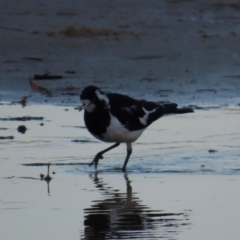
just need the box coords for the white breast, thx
[102,114,145,143]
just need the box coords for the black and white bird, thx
[80,86,193,171]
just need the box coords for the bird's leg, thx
[90,143,120,168]
[122,143,132,171]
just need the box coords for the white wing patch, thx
[139,107,156,125]
[122,105,137,113]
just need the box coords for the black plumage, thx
[80,86,193,171]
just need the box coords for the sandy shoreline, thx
[1,0,240,106]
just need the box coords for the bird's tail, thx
[162,103,194,114]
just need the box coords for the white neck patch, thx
[81,99,96,112]
[95,90,109,105]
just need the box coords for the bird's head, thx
[79,86,109,112]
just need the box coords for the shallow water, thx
[1,103,240,174]
[1,103,240,239]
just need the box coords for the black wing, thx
[108,93,166,131]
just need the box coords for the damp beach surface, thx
[1,104,240,240]
[1,0,240,239]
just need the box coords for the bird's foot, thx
[89,153,103,168]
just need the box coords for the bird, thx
[79,86,193,171]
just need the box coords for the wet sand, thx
[0,104,240,239]
[1,0,240,239]
[1,0,240,105]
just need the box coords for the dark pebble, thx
[208,149,217,153]
[17,125,27,134]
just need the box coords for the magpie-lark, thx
[80,86,193,171]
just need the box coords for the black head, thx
[80,86,108,112]
[80,86,100,101]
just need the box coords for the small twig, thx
[40,163,52,181]
[34,73,63,80]
[0,25,25,32]
[22,57,43,61]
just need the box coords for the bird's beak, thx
[79,103,89,111]
[79,104,85,111]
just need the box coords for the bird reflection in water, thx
[82,174,190,239]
